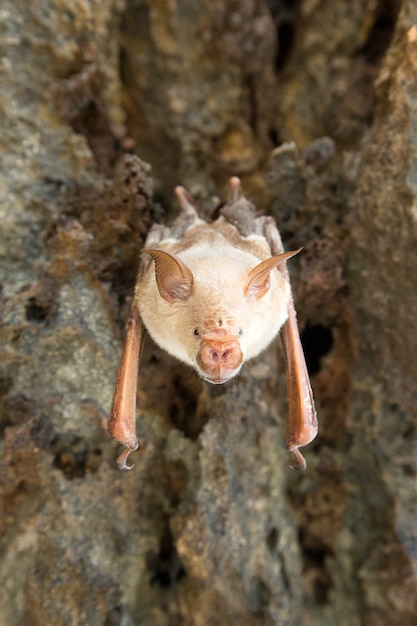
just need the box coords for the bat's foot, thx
[228,176,243,203]
[175,186,202,219]
[220,180,257,237]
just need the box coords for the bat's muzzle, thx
[196,338,243,383]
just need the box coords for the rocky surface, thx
[0,1,416,625]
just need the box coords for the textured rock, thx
[0,1,416,625]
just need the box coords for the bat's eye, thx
[193,328,200,337]
[239,329,243,336]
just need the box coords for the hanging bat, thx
[108,177,317,470]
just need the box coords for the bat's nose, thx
[197,339,243,382]
[200,340,242,366]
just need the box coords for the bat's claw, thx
[116,444,139,471]
[289,447,307,471]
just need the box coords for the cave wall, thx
[0,1,416,625]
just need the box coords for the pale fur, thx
[136,226,291,381]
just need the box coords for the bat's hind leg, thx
[143,223,166,247]
[262,216,285,256]
[220,177,260,237]
[175,186,204,219]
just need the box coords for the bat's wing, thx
[263,217,318,470]
[281,299,318,469]
[107,225,166,469]
[108,303,144,469]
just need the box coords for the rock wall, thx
[0,1,416,625]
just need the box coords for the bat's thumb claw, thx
[289,447,307,471]
[116,445,138,471]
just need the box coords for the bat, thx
[108,177,317,470]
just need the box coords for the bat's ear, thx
[142,248,194,302]
[244,249,302,299]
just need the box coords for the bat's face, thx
[139,247,296,384]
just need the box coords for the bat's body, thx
[139,223,292,383]
[108,178,317,470]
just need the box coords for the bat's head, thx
[142,247,300,384]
